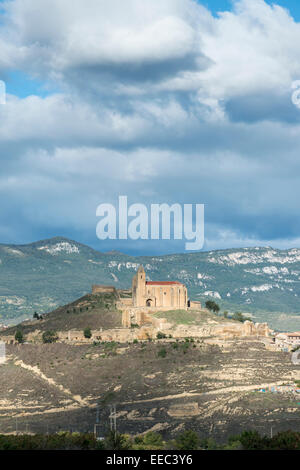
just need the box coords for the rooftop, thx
[146,281,183,286]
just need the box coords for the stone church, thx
[132,265,188,310]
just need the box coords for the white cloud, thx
[0,0,300,251]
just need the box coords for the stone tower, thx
[132,265,146,307]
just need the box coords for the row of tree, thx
[1,429,300,450]
[14,327,93,344]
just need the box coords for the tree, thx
[143,432,164,448]
[104,431,131,450]
[200,437,218,450]
[15,330,24,344]
[83,327,92,339]
[238,430,265,450]
[174,430,199,450]
[205,300,220,314]
[232,312,251,323]
[42,330,58,344]
[33,312,39,320]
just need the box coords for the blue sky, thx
[1,0,300,255]
[202,0,300,20]
[5,1,300,99]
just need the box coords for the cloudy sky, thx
[1,0,300,255]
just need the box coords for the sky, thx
[1,0,300,255]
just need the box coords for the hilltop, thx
[0,236,300,330]
[1,291,122,337]
[0,291,299,442]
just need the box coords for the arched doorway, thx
[146,299,152,307]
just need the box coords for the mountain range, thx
[0,236,300,331]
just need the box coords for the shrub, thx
[200,437,218,450]
[133,339,138,344]
[238,430,265,450]
[15,330,24,344]
[232,312,252,323]
[42,330,58,344]
[104,431,132,450]
[174,430,200,450]
[83,327,92,339]
[156,332,167,339]
[158,347,167,358]
[143,432,164,448]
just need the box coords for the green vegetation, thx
[42,330,58,344]
[2,429,300,450]
[231,311,252,323]
[15,330,24,344]
[174,430,200,450]
[153,309,216,326]
[156,331,167,339]
[83,327,92,339]
[205,300,220,314]
[133,432,164,450]
[1,237,300,332]
[103,341,118,356]
[157,347,167,358]
[181,342,190,353]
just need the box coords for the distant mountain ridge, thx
[0,236,300,330]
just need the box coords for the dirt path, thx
[122,380,294,405]
[14,359,90,407]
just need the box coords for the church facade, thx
[132,265,188,310]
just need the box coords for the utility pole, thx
[94,404,101,439]
[109,404,117,436]
[271,426,273,439]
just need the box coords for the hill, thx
[1,336,300,442]
[0,293,299,443]
[0,236,300,330]
[2,291,122,337]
